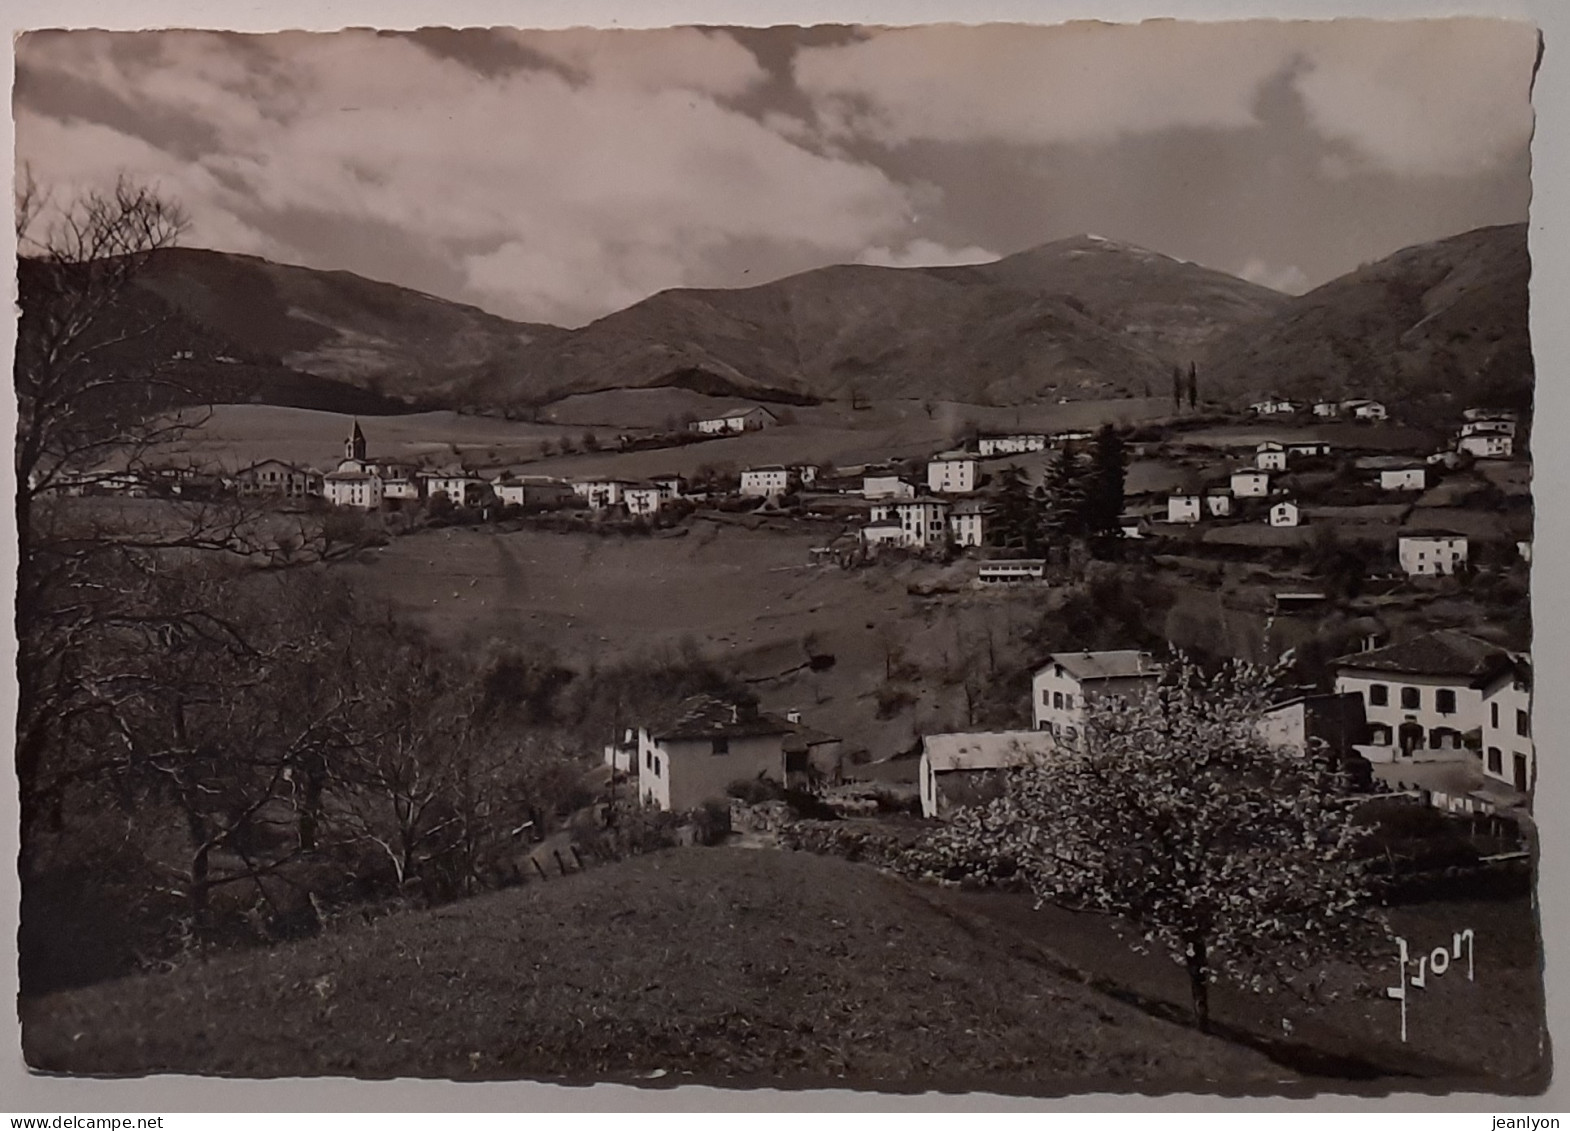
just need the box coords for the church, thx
[323,421,397,508]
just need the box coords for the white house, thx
[1479,658,1533,798]
[1256,442,1288,472]
[1312,401,1341,417]
[977,433,1048,456]
[1398,530,1469,577]
[1342,399,1388,421]
[948,498,988,547]
[1269,500,1301,527]
[425,473,492,507]
[1331,630,1506,764]
[636,696,795,811]
[1458,433,1514,459]
[860,521,907,547]
[1205,488,1234,517]
[927,451,978,494]
[978,559,1046,583]
[919,731,1057,819]
[235,460,322,500]
[383,475,423,501]
[1250,395,1296,416]
[1031,651,1164,745]
[1230,469,1271,498]
[1167,494,1202,524]
[323,470,383,509]
[623,485,663,516]
[1460,418,1517,439]
[1379,465,1428,492]
[650,475,686,500]
[573,479,634,509]
[863,475,915,500]
[690,406,779,434]
[868,497,952,549]
[1288,441,1334,457]
[740,466,792,498]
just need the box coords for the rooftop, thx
[650,695,796,742]
[922,730,1057,774]
[1398,528,1468,540]
[1042,650,1164,682]
[1332,629,1512,679]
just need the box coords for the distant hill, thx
[130,248,567,404]
[458,235,1288,408]
[1202,223,1532,412]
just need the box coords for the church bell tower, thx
[346,420,367,462]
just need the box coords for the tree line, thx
[987,423,1129,557]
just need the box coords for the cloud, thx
[794,19,1536,177]
[1238,257,1311,295]
[16,29,914,325]
[856,238,998,269]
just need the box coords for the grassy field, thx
[949,887,1548,1091]
[1181,422,1439,453]
[338,521,1044,761]
[20,848,1291,1093]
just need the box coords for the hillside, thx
[130,248,568,402]
[1203,223,1532,411]
[22,848,1288,1091]
[460,236,1287,408]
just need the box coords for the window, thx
[1488,747,1503,774]
[1370,725,1391,746]
[1369,684,1389,706]
[644,749,652,770]
[1064,694,1075,711]
[1053,692,1063,710]
[1436,689,1456,715]
[1400,687,1421,710]
[1041,689,1051,707]
[1491,702,1500,728]
[1517,709,1530,738]
[653,757,662,778]
[712,737,730,755]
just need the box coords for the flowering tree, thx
[937,658,1380,1031]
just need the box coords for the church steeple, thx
[346,419,367,462]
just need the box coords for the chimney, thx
[786,708,803,724]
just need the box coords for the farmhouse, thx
[869,497,952,549]
[1288,441,1334,457]
[863,475,915,500]
[1167,494,1201,524]
[1256,442,1288,472]
[740,466,792,498]
[382,475,423,501]
[927,451,978,494]
[636,696,797,812]
[1458,432,1514,459]
[1031,650,1164,744]
[1250,395,1296,416]
[1269,500,1301,527]
[1312,401,1340,417]
[860,521,907,547]
[623,485,663,516]
[1379,464,1428,492]
[1460,418,1517,438]
[1230,469,1270,498]
[649,475,687,500]
[1398,529,1469,577]
[690,406,779,435]
[948,497,988,547]
[1331,629,1511,764]
[1205,487,1234,517]
[573,478,635,509]
[1479,657,1533,798]
[1342,399,1388,421]
[919,731,1057,819]
[493,475,574,508]
[425,473,493,507]
[323,470,383,509]
[1256,692,1370,758]
[235,460,322,500]
[977,433,1048,456]
[978,559,1046,583]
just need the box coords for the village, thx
[50,389,1534,828]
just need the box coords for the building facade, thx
[1031,651,1164,744]
[1398,531,1469,576]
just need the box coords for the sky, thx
[13,19,1538,328]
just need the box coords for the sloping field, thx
[22,849,1289,1092]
